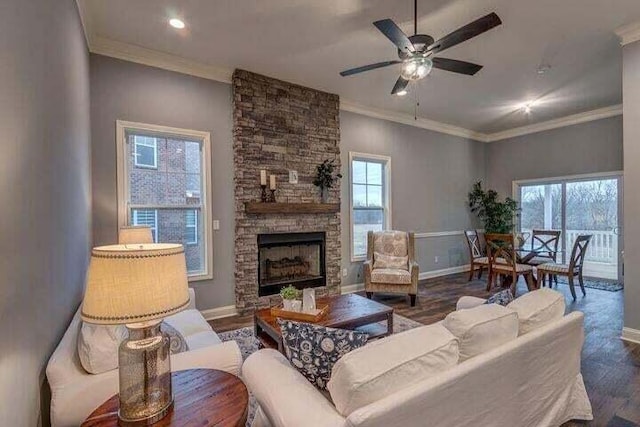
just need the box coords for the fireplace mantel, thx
[244,202,340,215]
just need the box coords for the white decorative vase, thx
[290,300,303,312]
[282,299,295,311]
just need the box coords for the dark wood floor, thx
[209,273,640,426]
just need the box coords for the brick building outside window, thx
[117,121,212,279]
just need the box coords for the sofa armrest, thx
[187,287,196,310]
[172,340,243,376]
[243,349,345,427]
[456,296,487,311]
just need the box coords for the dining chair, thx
[485,233,536,295]
[527,229,561,286]
[536,235,593,299]
[464,229,489,281]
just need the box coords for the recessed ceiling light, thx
[169,18,185,29]
[396,90,408,96]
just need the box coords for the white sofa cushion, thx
[77,324,127,374]
[443,303,518,361]
[507,288,565,335]
[327,323,458,417]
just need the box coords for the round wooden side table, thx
[82,369,248,427]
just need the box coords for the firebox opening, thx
[258,232,326,297]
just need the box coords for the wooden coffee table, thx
[81,369,248,427]
[254,293,394,353]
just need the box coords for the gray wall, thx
[340,111,486,285]
[485,116,623,196]
[90,54,236,310]
[623,42,640,332]
[0,0,91,425]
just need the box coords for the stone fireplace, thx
[232,70,341,313]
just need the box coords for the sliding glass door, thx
[515,173,623,281]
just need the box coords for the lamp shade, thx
[118,226,154,245]
[81,244,190,325]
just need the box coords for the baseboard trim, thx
[341,283,365,294]
[201,305,239,321]
[419,264,471,280]
[621,327,640,344]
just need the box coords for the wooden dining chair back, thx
[530,230,561,263]
[485,233,535,294]
[568,234,592,274]
[464,230,488,281]
[536,234,593,299]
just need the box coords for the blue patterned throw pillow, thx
[485,289,515,306]
[278,319,369,390]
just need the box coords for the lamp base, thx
[118,321,173,426]
[117,400,173,426]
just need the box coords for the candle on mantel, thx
[260,169,267,186]
[269,175,276,190]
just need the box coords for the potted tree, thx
[313,159,342,203]
[468,181,522,240]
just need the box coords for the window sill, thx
[351,255,366,263]
[187,272,213,282]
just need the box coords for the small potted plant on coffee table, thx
[280,285,302,312]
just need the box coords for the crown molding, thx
[90,36,233,84]
[83,33,622,144]
[485,104,623,142]
[340,99,487,141]
[616,21,640,46]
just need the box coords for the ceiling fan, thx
[339,0,502,95]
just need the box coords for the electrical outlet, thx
[213,220,220,230]
[342,268,348,277]
[434,256,439,264]
[289,170,298,184]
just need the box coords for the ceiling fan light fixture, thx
[401,57,432,81]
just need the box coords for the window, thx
[117,121,213,280]
[185,210,198,245]
[134,135,157,168]
[132,209,158,242]
[350,153,391,260]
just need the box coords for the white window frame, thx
[349,152,392,262]
[186,209,198,245]
[116,120,213,281]
[132,209,158,242]
[133,136,158,169]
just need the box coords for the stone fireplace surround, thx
[233,70,341,313]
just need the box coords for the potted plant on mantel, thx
[280,285,302,312]
[468,181,523,244]
[313,159,342,203]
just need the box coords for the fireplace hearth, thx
[258,232,326,297]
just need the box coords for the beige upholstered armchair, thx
[363,230,419,306]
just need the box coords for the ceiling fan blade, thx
[340,60,402,77]
[373,19,415,53]
[432,57,483,75]
[426,12,502,55]
[391,76,409,95]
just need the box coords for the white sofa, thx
[46,289,243,427]
[243,291,593,427]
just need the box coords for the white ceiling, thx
[81,0,640,134]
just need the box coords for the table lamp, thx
[118,226,154,245]
[81,243,190,425]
